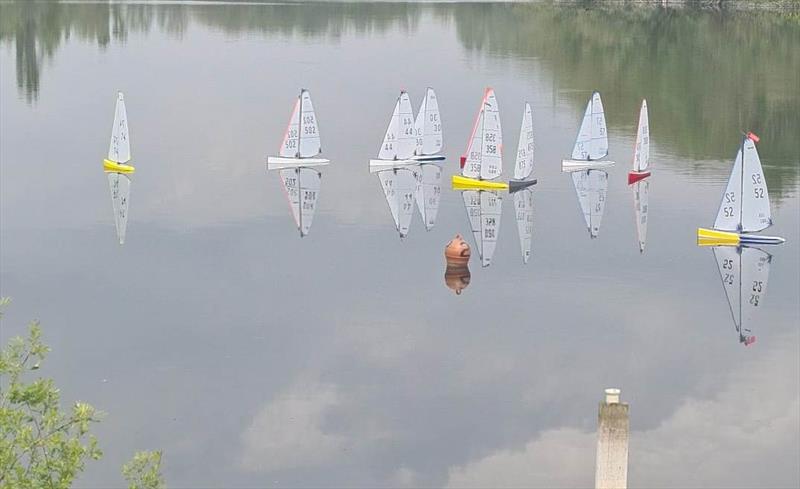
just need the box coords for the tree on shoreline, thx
[0,298,164,489]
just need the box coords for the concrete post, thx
[595,388,629,489]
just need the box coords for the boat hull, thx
[451,175,508,190]
[411,154,445,162]
[508,179,538,193]
[103,159,135,174]
[561,159,615,172]
[267,156,330,170]
[627,171,651,185]
[697,227,785,246]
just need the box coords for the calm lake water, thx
[1,2,799,487]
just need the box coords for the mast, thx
[479,102,487,180]
[738,135,745,232]
[296,90,303,158]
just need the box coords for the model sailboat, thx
[628,99,650,184]
[512,102,537,186]
[369,91,417,171]
[711,245,772,346]
[562,91,614,172]
[412,87,444,161]
[104,92,133,245]
[697,134,785,246]
[267,89,329,170]
[452,88,507,190]
[572,169,608,238]
[268,89,328,237]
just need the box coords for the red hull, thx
[628,171,651,185]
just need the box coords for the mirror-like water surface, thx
[1,2,799,487]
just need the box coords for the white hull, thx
[369,159,418,173]
[561,159,615,172]
[411,154,445,162]
[267,156,330,170]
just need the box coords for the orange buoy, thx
[444,234,471,295]
[444,234,471,265]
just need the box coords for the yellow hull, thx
[451,175,508,190]
[697,228,740,247]
[103,159,136,174]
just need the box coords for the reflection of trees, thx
[0,2,419,103]
[2,2,797,194]
[440,4,800,196]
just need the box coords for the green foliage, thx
[122,451,165,489]
[0,300,102,489]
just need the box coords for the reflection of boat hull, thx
[369,159,417,173]
[561,159,615,172]
[627,171,650,185]
[697,227,785,246]
[411,154,445,162]
[103,159,135,174]
[267,156,330,170]
[452,175,508,190]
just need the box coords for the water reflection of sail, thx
[107,172,131,245]
[632,179,649,253]
[413,163,442,231]
[378,167,417,238]
[462,190,502,267]
[571,169,608,238]
[514,188,534,263]
[279,167,321,237]
[712,246,772,346]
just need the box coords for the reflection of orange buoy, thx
[445,234,471,264]
[445,234,471,295]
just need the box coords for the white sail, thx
[107,172,131,245]
[414,88,443,156]
[480,91,502,180]
[713,246,771,345]
[279,167,321,236]
[379,168,416,238]
[514,188,534,263]
[462,190,502,267]
[633,99,650,171]
[413,163,442,231]
[572,169,608,238]
[108,92,131,164]
[633,179,649,253]
[378,92,415,160]
[298,90,322,158]
[279,97,301,158]
[571,91,607,161]
[514,102,534,180]
[713,145,744,231]
[740,138,771,232]
[462,108,484,178]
